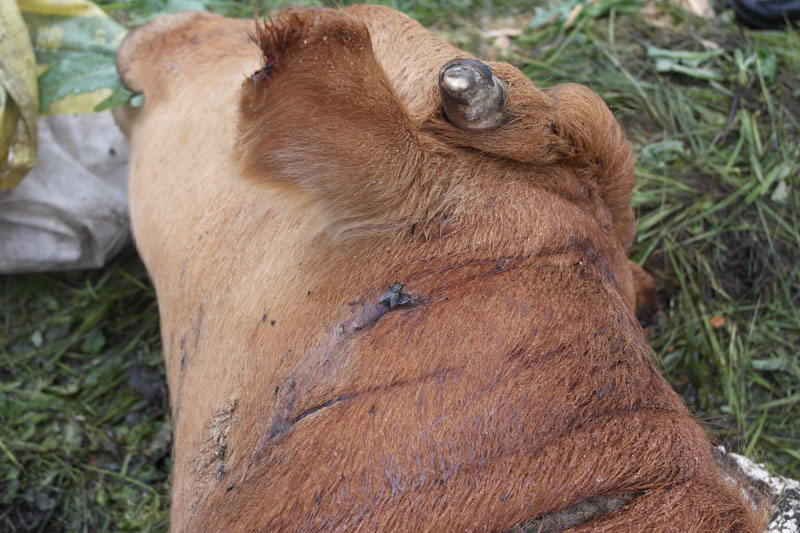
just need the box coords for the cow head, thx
[117,5,764,531]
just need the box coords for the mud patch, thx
[505,491,642,532]
[189,398,239,511]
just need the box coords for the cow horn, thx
[438,58,506,131]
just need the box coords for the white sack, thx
[718,448,800,533]
[0,112,129,273]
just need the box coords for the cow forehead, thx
[347,4,473,121]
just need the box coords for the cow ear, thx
[546,83,637,250]
[236,9,430,238]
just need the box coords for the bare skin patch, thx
[189,398,239,512]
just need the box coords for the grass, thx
[1,0,798,530]
[507,0,800,475]
[0,250,167,531]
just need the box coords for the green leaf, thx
[528,0,580,29]
[94,88,135,112]
[646,45,723,66]
[756,48,777,86]
[82,330,106,355]
[96,486,108,507]
[639,140,685,168]
[653,58,723,82]
[23,13,127,65]
[527,0,641,30]
[125,0,209,25]
[647,45,724,81]
[38,53,123,114]
[163,0,208,11]
[771,180,789,204]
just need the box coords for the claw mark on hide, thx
[254,368,460,466]
[267,419,293,440]
[293,395,353,424]
[193,302,205,352]
[336,283,423,340]
[258,393,350,455]
[180,336,187,371]
[178,302,205,376]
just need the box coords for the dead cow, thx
[116,5,766,531]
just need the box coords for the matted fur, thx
[116,5,766,531]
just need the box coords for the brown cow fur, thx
[116,5,766,532]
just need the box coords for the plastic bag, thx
[0,0,39,191]
[0,0,132,272]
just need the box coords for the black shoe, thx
[729,0,800,28]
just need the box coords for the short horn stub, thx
[438,58,507,131]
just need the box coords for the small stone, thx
[31,330,43,347]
